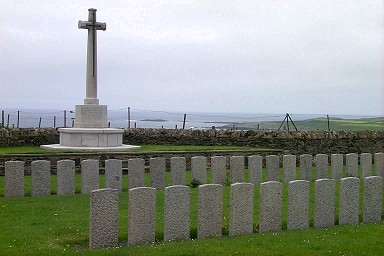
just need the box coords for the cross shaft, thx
[78,8,106,105]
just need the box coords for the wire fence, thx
[0,108,288,130]
[1,108,379,131]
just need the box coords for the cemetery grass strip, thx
[0,169,383,255]
[0,145,268,154]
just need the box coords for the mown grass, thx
[0,167,383,255]
[0,145,267,154]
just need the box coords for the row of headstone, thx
[89,176,383,249]
[4,159,123,197]
[4,152,384,197]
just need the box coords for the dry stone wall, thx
[1,128,383,156]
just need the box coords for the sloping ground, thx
[222,117,384,131]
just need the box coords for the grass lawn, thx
[0,168,383,255]
[0,145,269,154]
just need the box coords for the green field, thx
[224,117,384,131]
[0,169,383,255]
[0,145,266,154]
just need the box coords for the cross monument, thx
[41,8,140,150]
[74,8,108,128]
[78,8,106,105]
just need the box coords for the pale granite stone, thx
[287,180,310,230]
[229,183,254,236]
[150,157,166,190]
[331,154,343,180]
[191,156,207,184]
[339,177,359,225]
[230,156,244,184]
[81,159,99,194]
[346,153,358,177]
[363,176,383,223]
[300,154,312,181]
[128,158,145,189]
[170,157,186,186]
[31,160,51,197]
[57,160,75,195]
[259,181,282,233]
[89,188,119,249]
[248,155,262,185]
[360,153,372,178]
[105,159,122,192]
[211,156,226,185]
[164,185,191,241]
[314,179,335,228]
[374,153,384,177]
[198,184,223,239]
[283,155,296,183]
[128,187,156,245]
[315,154,328,179]
[266,155,279,181]
[5,161,24,198]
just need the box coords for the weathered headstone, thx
[105,159,122,192]
[363,176,383,223]
[314,179,335,228]
[374,152,384,177]
[164,185,191,241]
[31,160,51,197]
[346,153,358,177]
[315,154,328,179]
[81,159,99,194]
[128,158,145,189]
[283,155,296,183]
[191,156,207,184]
[211,156,226,185]
[170,157,186,186]
[266,155,279,181]
[150,157,166,189]
[198,184,223,239]
[339,177,359,225]
[5,161,24,198]
[89,188,118,249]
[360,153,372,178]
[300,154,312,181]
[287,180,310,230]
[248,155,262,185]
[57,160,75,195]
[128,187,156,246]
[331,154,343,180]
[229,183,254,236]
[259,181,282,233]
[230,156,244,184]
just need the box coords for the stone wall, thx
[1,128,383,155]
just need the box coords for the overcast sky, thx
[1,0,383,116]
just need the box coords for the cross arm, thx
[78,20,106,31]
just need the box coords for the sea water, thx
[0,108,378,130]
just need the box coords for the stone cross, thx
[78,8,106,105]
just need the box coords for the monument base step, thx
[41,127,140,151]
[40,144,140,151]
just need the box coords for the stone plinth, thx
[41,128,140,151]
[74,104,108,128]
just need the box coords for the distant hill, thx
[219,117,384,131]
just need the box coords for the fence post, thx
[182,114,186,129]
[17,111,20,128]
[128,107,131,129]
[1,110,4,127]
[64,110,67,128]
